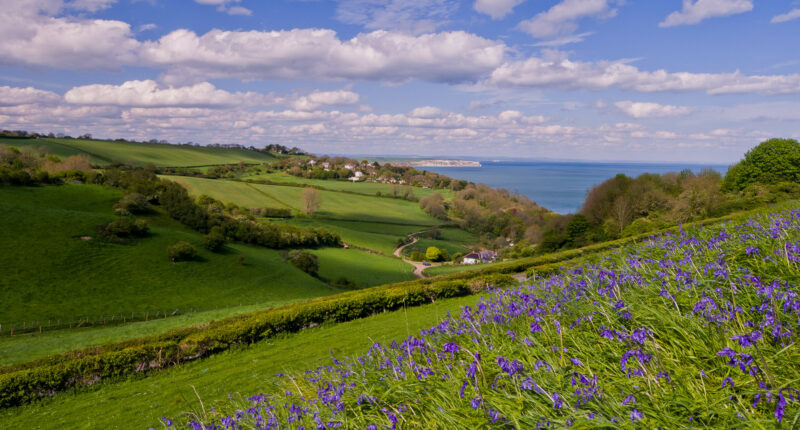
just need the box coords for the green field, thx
[0,301,297,367]
[1,138,275,167]
[242,171,454,199]
[311,247,417,287]
[283,219,422,256]
[165,176,441,226]
[0,295,478,430]
[0,184,336,325]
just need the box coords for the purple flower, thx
[722,377,735,389]
[630,409,643,422]
[471,396,482,410]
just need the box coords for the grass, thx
[241,171,454,199]
[281,219,421,256]
[164,176,441,226]
[0,295,479,430]
[0,301,297,367]
[311,248,417,287]
[3,138,276,167]
[0,184,335,325]
[423,262,491,276]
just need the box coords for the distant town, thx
[387,159,481,168]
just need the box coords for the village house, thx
[344,164,355,170]
[461,249,498,265]
[462,252,480,265]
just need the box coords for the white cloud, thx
[335,0,458,34]
[532,32,594,47]
[0,86,61,106]
[659,0,753,27]
[66,0,117,12]
[194,0,251,16]
[614,101,692,118]
[489,51,800,95]
[771,8,800,23]
[226,6,252,15]
[517,0,617,39]
[409,106,445,118]
[290,90,360,111]
[473,0,525,20]
[0,2,139,70]
[64,80,268,107]
[140,29,506,84]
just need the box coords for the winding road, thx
[393,233,430,278]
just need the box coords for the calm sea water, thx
[424,161,730,214]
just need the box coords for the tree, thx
[287,250,318,276]
[419,193,447,219]
[302,187,321,215]
[722,138,800,191]
[565,214,589,246]
[425,246,443,262]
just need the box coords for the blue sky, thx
[0,0,798,162]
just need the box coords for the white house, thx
[322,162,330,169]
[353,171,364,178]
[344,164,355,170]
[462,252,480,265]
[308,159,317,166]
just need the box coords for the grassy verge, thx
[0,301,297,367]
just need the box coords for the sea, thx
[423,161,730,214]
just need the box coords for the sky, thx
[0,0,798,162]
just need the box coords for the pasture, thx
[0,184,335,326]
[2,138,275,166]
[164,175,442,225]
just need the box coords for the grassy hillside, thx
[166,175,441,225]
[0,184,336,325]
[241,171,454,199]
[2,137,275,167]
[283,219,421,256]
[312,248,417,287]
[0,296,478,430]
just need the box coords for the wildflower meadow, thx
[159,204,800,429]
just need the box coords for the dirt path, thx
[393,233,430,278]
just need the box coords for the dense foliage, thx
[164,204,800,428]
[723,138,800,191]
[287,250,319,276]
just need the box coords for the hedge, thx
[0,273,520,408]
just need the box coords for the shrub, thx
[410,251,425,261]
[97,218,149,241]
[168,241,197,262]
[203,226,226,252]
[287,250,319,276]
[114,193,151,215]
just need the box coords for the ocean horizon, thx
[423,160,730,214]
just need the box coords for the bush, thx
[97,218,149,241]
[331,277,357,289]
[203,226,226,252]
[114,193,151,215]
[287,250,319,276]
[168,241,197,262]
[410,251,425,261]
